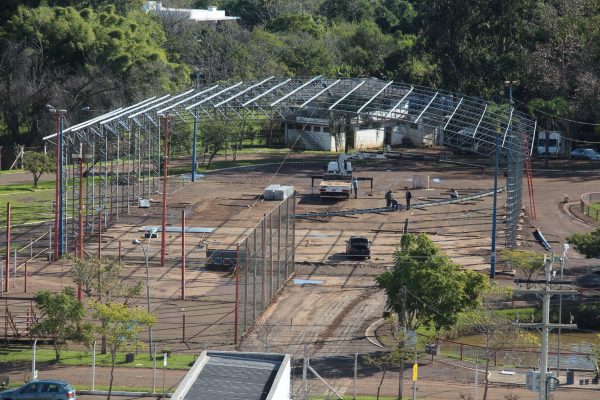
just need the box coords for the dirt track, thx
[2,151,600,398]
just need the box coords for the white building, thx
[143,1,240,22]
[171,351,291,400]
[284,116,437,151]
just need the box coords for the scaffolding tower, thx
[43,77,537,255]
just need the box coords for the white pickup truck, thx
[319,176,353,199]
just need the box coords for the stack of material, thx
[263,184,294,200]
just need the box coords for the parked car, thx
[571,148,600,160]
[0,380,76,400]
[345,236,371,259]
[576,270,600,288]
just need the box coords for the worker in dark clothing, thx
[385,189,394,208]
[391,198,399,211]
[405,188,412,210]
[352,177,358,199]
[450,189,459,199]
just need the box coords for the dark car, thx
[0,380,76,400]
[576,270,600,288]
[346,236,371,259]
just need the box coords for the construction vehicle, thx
[319,153,364,199]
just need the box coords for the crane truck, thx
[319,153,364,199]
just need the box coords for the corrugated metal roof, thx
[183,353,281,400]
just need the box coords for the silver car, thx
[0,380,76,400]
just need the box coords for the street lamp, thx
[557,243,569,377]
[48,105,67,259]
[133,238,153,359]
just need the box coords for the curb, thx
[364,318,386,348]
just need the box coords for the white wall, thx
[354,128,384,149]
[267,357,291,400]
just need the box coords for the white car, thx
[571,148,600,160]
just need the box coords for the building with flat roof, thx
[143,1,240,22]
[171,351,291,400]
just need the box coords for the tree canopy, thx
[567,229,600,258]
[2,0,600,148]
[375,233,489,332]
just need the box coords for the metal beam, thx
[185,82,244,110]
[156,85,219,114]
[473,104,487,137]
[501,108,515,147]
[356,81,393,114]
[443,97,463,130]
[213,77,274,108]
[385,87,413,118]
[414,92,438,123]
[300,80,341,108]
[128,89,196,118]
[270,76,321,106]
[329,80,365,111]
[242,79,291,106]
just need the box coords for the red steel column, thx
[78,156,84,301]
[269,212,273,299]
[181,210,186,300]
[4,203,10,292]
[54,113,60,261]
[160,116,169,267]
[24,262,27,293]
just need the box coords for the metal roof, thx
[48,77,537,157]
[172,351,289,400]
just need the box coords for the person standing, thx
[351,177,358,199]
[405,188,412,210]
[385,189,393,208]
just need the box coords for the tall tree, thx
[91,301,155,400]
[375,233,489,332]
[30,288,91,361]
[22,151,55,187]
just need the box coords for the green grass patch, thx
[0,181,55,226]
[0,348,196,370]
[589,202,600,211]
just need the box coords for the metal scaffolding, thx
[43,77,536,254]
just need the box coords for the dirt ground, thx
[2,151,600,398]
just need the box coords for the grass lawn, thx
[0,181,55,226]
[0,347,196,370]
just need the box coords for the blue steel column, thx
[191,72,200,182]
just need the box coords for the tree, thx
[499,249,544,288]
[567,228,600,258]
[375,233,489,332]
[202,118,230,167]
[91,301,155,400]
[68,255,143,353]
[29,287,91,361]
[452,286,538,400]
[22,151,55,188]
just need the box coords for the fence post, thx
[181,210,186,300]
[354,353,358,400]
[494,350,497,367]
[182,313,186,343]
[24,262,27,293]
[460,344,464,361]
[303,345,308,395]
[5,202,11,292]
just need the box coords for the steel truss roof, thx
[46,77,537,157]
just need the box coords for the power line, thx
[514,98,600,127]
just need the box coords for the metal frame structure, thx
[43,77,536,253]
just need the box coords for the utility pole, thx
[514,255,576,400]
[557,244,569,377]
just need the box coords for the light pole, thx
[133,238,153,359]
[48,106,67,259]
[557,243,569,377]
[191,69,202,182]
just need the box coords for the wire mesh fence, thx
[580,192,600,221]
